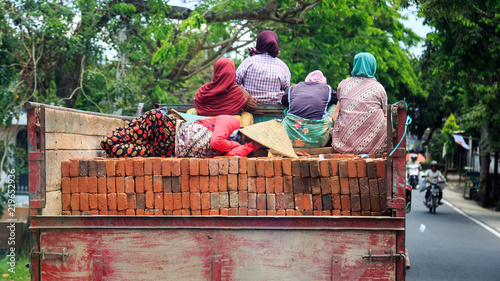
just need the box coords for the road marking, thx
[419,224,426,233]
[442,200,500,239]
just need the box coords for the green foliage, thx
[442,113,460,163]
[0,251,30,280]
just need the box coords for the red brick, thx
[108,193,117,210]
[98,194,107,210]
[188,176,199,192]
[273,159,282,176]
[88,176,97,193]
[341,211,351,216]
[161,159,172,176]
[164,193,173,210]
[350,194,361,212]
[349,178,359,194]
[239,207,248,216]
[351,211,361,216]
[181,175,189,192]
[210,209,220,216]
[295,210,304,216]
[284,193,294,209]
[89,194,98,210]
[341,195,351,211]
[228,174,238,191]
[355,160,367,178]
[181,192,190,209]
[340,177,349,194]
[239,157,248,174]
[135,209,145,216]
[247,209,257,216]
[292,177,302,194]
[133,159,144,176]
[228,208,238,216]
[145,191,155,209]
[88,160,98,177]
[309,160,320,178]
[303,194,313,211]
[277,210,286,216]
[69,159,79,177]
[210,193,220,210]
[162,177,171,193]
[209,176,218,192]
[274,177,283,193]
[304,210,313,216]
[332,194,341,210]
[369,179,379,196]
[294,194,304,211]
[264,160,274,177]
[201,210,210,216]
[78,193,89,211]
[97,160,107,177]
[347,160,357,178]
[190,193,201,210]
[273,193,283,210]
[117,193,127,211]
[378,178,387,196]
[115,177,124,193]
[108,210,118,215]
[199,176,209,193]
[125,209,135,216]
[248,193,257,209]
[220,209,229,216]
[257,210,267,216]
[359,177,369,194]
[219,192,229,208]
[322,194,333,210]
[180,158,190,175]
[70,177,79,193]
[150,158,161,175]
[266,194,276,210]
[62,177,71,194]
[329,159,339,176]
[125,158,134,176]
[62,194,71,211]
[198,159,209,176]
[78,177,88,193]
[366,160,377,179]
[127,194,137,210]
[319,177,329,194]
[299,160,310,177]
[173,193,182,210]
[61,161,71,177]
[187,159,199,176]
[313,210,322,216]
[256,177,266,193]
[106,161,116,177]
[153,193,163,210]
[171,177,181,193]
[71,211,81,216]
[303,177,313,194]
[283,176,293,193]
[122,177,132,194]
[238,174,248,191]
[209,159,219,176]
[247,158,257,176]
[256,159,265,177]
[144,159,153,176]
[319,160,330,177]
[181,209,191,216]
[228,158,239,174]
[286,209,295,216]
[265,177,275,193]
[201,193,210,210]
[338,160,348,178]
[238,191,248,208]
[330,210,341,216]
[171,159,181,176]
[282,158,292,176]
[371,196,380,212]
[247,177,256,193]
[267,210,277,216]
[219,158,229,175]
[137,194,145,210]
[107,177,116,193]
[375,159,386,178]
[361,194,371,211]
[218,175,227,192]
[256,194,267,210]
[88,210,98,215]
[313,194,322,210]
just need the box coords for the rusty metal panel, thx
[40,228,397,281]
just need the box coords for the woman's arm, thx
[332,101,341,122]
[210,116,241,152]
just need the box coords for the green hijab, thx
[351,52,376,78]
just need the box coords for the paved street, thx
[406,186,500,281]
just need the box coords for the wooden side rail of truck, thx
[26,101,408,280]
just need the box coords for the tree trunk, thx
[54,55,85,108]
[478,123,491,206]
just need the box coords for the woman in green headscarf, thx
[330,52,387,154]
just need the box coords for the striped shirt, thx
[236,54,291,105]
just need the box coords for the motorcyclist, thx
[423,160,446,205]
[406,154,422,189]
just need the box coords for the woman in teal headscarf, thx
[330,52,387,154]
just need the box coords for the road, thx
[406,188,500,281]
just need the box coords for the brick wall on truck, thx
[60,155,389,216]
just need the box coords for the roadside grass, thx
[0,253,30,280]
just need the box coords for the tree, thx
[416,0,500,206]
[442,114,460,176]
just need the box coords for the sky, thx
[400,6,433,57]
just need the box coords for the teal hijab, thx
[351,52,376,78]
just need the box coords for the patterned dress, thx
[331,77,387,154]
[101,109,176,157]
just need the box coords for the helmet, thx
[430,160,438,167]
[411,154,417,161]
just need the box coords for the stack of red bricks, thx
[60,155,389,216]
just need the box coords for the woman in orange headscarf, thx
[194,58,257,116]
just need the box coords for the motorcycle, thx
[407,164,420,189]
[425,178,442,214]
